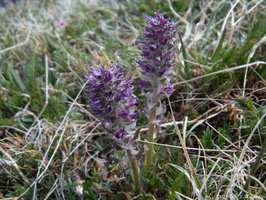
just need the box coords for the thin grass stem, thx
[167,96,202,190]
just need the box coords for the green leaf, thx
[10,69,26,92]
[178,32,191,79]
[83,180,98,200]
[202,127,213,149]
[211,28,227,63]
[236,98,256,113]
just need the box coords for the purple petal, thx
[102,119,111,129]
[144,33,155,39]
[125,88,133,96]
[137,79,151,88]
[162,85,175,94]
[119,110,129,119]
[114,94,122,101]
[158,68,166,76]
[129,112,137,120]
[106,105,113,113]
[146,15,157,26]
[149,44,158,51]
[156,12,167,24]
[91,68,101,77]
[141,50,150,57]
[137,61,153,73]
[127,98,137,107]
[115,128,127,139]
[156,29,165,35]
[160,38,168,45]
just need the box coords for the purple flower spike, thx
[138,12,177,99]
[85,62,137,139]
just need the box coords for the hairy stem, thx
[127,149,141,195]
[145,106,157,170]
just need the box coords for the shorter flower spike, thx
[85,62,137,139]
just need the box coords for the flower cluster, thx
[85,63,137,139]
[138,12,177,99]
[83,12,178,194]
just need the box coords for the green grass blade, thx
[178,32,191,79]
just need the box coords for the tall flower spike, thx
[85,62,137,139]
[137,13,177,170]
[138,12,177,100]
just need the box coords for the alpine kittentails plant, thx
[137,13,177,170]
[84,62,141,194]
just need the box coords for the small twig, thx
[138,140,239,153]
